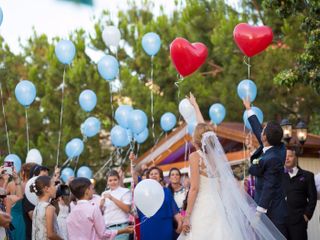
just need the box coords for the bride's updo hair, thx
[193,123,215,149]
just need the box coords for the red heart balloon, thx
[170,38,208,77]
[233,23,273,57]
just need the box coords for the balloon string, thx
[93,154,114,178]
[154,131,164,146]
[134,216,149,228]
[0,82,10,154]
[150,56,155,143]
[174,75,184,103]
[243,56,251,79]
[56,66,66,166]
[136,144,140,157]
[25,108,30,153]
[109,83,114,127]
[73,156,80,172]
[115,48,122,98]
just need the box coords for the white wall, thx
[299,157,320,240]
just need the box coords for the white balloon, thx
[134,179,164,218]
[26,149,43,165]
[179,98,197,124]
[25,176,39,206]
[102,26,121,47]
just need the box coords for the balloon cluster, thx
[111,106,149,147]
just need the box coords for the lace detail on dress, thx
[197,150,218,178]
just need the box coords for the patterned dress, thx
[32,201,60,240]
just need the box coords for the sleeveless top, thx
[32,201,60,240]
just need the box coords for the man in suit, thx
[243,99,288,237]
[283,148,317,240]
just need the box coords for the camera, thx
[3,161,13,175]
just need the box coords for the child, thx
[30,176,62,240]
[67,177,133,240]
[57,185,71,240]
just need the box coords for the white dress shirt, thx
[102,187,132,226]
[288,166,299,178]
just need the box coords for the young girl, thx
[30,176,62,240]
[57,187,70,240]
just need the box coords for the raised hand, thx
[129,152,136,163]
[186,92,198,108]
[242,97,251,110]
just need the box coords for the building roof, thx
[133,122,320,169]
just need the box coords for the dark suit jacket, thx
[282,167,317,225]
[248,114,288,224]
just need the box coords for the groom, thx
[243,100,288,237]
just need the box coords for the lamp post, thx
[280,119,308,155]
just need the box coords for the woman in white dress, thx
[178,94,286,240]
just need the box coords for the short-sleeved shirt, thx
[101,187,132,226]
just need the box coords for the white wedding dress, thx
[179,176,235,239]
[178,132,286,240]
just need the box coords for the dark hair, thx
[168,168,182,194]
[21,163,37,181]
[147,167,164,182]
[30,176,52,196]
[264,121,283,146]
[141,168,149,177]
[106,170,120,181]
[69,177,91,199]
[29,165,50,178]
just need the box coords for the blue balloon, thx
[187,121,197,135]
[0,7,3,27]
[237,79,257,102]
[115,105,133,128]
[128,110,148,134]
[110,125,130,147]
[79,90,97,112]
[77,166,92,179]
[4,154,22,173]
[61,167,75,183]
[142,32,161,56]
[97,55,119,81]
[83,117,101,138]
[160,112,177,132]
[65,138,84,158]
[209,103,226,125]
[126,129,133,142]
[15,80,36,107]
[243,107,264,130]
[134,128,149,144]
[55,40,76,64]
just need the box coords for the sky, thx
[0,0,240,55]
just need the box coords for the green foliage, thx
[0,0,319,178]
[263,0,320,93]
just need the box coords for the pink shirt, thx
[67,200,117,240]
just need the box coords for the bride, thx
[178,94,285,240]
